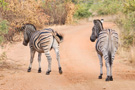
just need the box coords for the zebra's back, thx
[30,29,54,53]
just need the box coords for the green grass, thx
[0,20,8,33]
[0,20,8,44]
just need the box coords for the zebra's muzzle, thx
[90,37,95,42]
[23,41,28,46]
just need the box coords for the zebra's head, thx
[90,19,104,42]
[22,23,37,46]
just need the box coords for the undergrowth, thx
[74,2,92,19]
[0,20,8,44]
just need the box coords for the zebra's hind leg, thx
[105,60,110,81]
[103,53,111,81]
[38,53,42,73]
[54,47,62,74]
[28,49,35,72]
[98,54,103,79]
[110,56,114,81]
[44,50,52,75]
[110,65,113,81]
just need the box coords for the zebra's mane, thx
[94,19,104,31]
[24,23,37,31]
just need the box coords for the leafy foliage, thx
[123,0,135,13]
[3,0,49,29]
[115,1,135,47]
[42,0,67,25]
[42,0,75,24]
[0,0,8,10]
[0,20,8,44]
[74,3,92,19]
[0,20,8,34]
[91,0,122,15]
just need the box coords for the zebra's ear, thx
[93,20,97,24]
[101,19,104,23]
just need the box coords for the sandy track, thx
[0,21,135,90]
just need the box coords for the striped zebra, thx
[90,19,118,81]
[22,23,63,75]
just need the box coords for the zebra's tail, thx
[108,50,112,66]
[55,32,63,43]
[108,29,112,66]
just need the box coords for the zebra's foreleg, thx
[44,50,52,75]
[38,53,42,73]
[98,54,103,79]
[54,48,62,74]
[28,50,35,72]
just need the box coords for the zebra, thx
[22,23,63,75]
[90,19,118,81]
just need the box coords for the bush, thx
[0,20,8,44]
[0,20,8,34]
[74,3,92,19]
[91,0,122,15]
[0,0,8,10]
[42,0,75,25]
[123,0,135,13]
[115,0,135,47]
[42,0,67,25]
[2,0,49,29]
[116,11,135,47]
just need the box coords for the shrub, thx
[74,3,92,19]
[0,20,8,33]
[65,2,75,24]
[91,0,122,15]
[42,0,75,25]
[2,0,49,29]
[123,0,135,13]
[0,20,8,44]
[115,11,135,48]
[0,0,8,10]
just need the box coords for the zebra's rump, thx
[42,28,62,44]
[96,29,118,55]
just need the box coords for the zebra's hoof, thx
[46,70,51,75]
[110,76,113,81]
[98,75,102,79]
[59,67,63,74]
[105,76,110,81]
[98,74,102,79]
[59,70,63,74]
[38,68,41,73]
[27,68,31,72]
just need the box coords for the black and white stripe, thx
[22,24,63,75]
[90,19,118,81]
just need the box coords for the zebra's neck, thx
[97,24,104,38]
[27,30,36,40]
[97,29,103,38]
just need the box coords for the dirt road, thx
[0,21,135,90]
